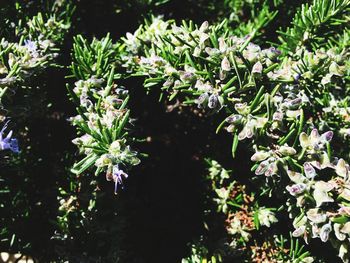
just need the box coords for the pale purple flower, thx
[24,39,39,57]
[0,121,19,153]
[272,111,284,122]
[251,61,263,74]
[321,131,333,142]
[106,165,128,194]
[304,162,316,179]
[255,159,277,176]
[286,183,307,196]
[196,92,208,108]
[320,223,332,242]
[285,97,302,110]
[292,225,306,237]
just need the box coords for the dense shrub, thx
[0,0,349,262]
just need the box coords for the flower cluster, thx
[0,0,72,153]
[70,78,140,193]
[121,18,287,114]
[0,2,72,104]
[2,0,349,261]
[69,36,140,194]
[280,130,350,262]
[117,17,350,261]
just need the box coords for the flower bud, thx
[320,223,332,242]
[95,154,113,167]
[336,159,348,178]
[264,47,281,60]
[196,92,208,108]
[110,140,122,151]
[221,56,231,71]
[226,114,242,124]
[251,151,270,162]
[329,61,344,76]
[279,145,297,156]
[199,21,209,32]
[251,61,263,75]
[299,132,310,148]
[292,225,306,237]
[273,111,284,122]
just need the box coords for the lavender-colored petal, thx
[310,129,320,142]
[255,160,269,175]
[304,162,316,179]
[320,223,332,242]
[286,183,307,196]
[321,131,333,142]
[226,114,242,124]
[0,121,19,153]
[196,93,208,105]
[111,165,128,194]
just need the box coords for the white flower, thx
[286,183,307,196]
[218,37,227,53]
[313,181,334,207]
[336,159,349,179]
[242,43,261,62]
[306,208,327,224]
[319,223,332,242]
[303,162,317,179]
[221,56,231,71]
[278,145,297,156]
[251,61,263,74]
[251,151,270,162]
[334,223,347,241]
[339,244,349,263]
[292,225,306,237]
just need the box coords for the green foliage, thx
[0,0,73,105]
[53,34,141,260]
[114,13,350,262]
[0,0,350,262]
[278,0,350,52]
[68,34,140,185]
[0,0,73,255]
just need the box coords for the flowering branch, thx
[117,17,350,261]
[68,35,140,194]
